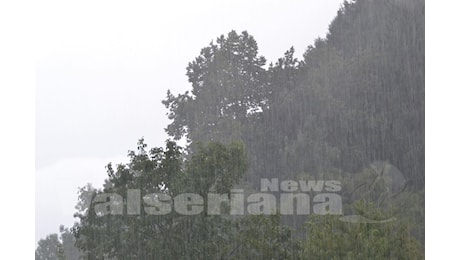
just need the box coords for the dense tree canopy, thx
[164,0,425,190]
[69,139,302,259]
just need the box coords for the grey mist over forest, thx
[36,0,424,259]
[36,0,344,244]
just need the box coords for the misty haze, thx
[36,0,425,259]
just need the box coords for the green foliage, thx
[36,226,81,260]
[72,140,247,259]
[303,202,424,260]
[233,214,301,259]
[298,160,425,245]
[164,0,425,189]
[187,141,247,194]
[163,30,268,144]
[36,234,65,260]
[38,0,425,258]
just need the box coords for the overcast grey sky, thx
[35,0,344,243]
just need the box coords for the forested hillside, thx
[164,0,424,189]
[36,0,425,259]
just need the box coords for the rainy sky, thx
[35,0,344,243]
